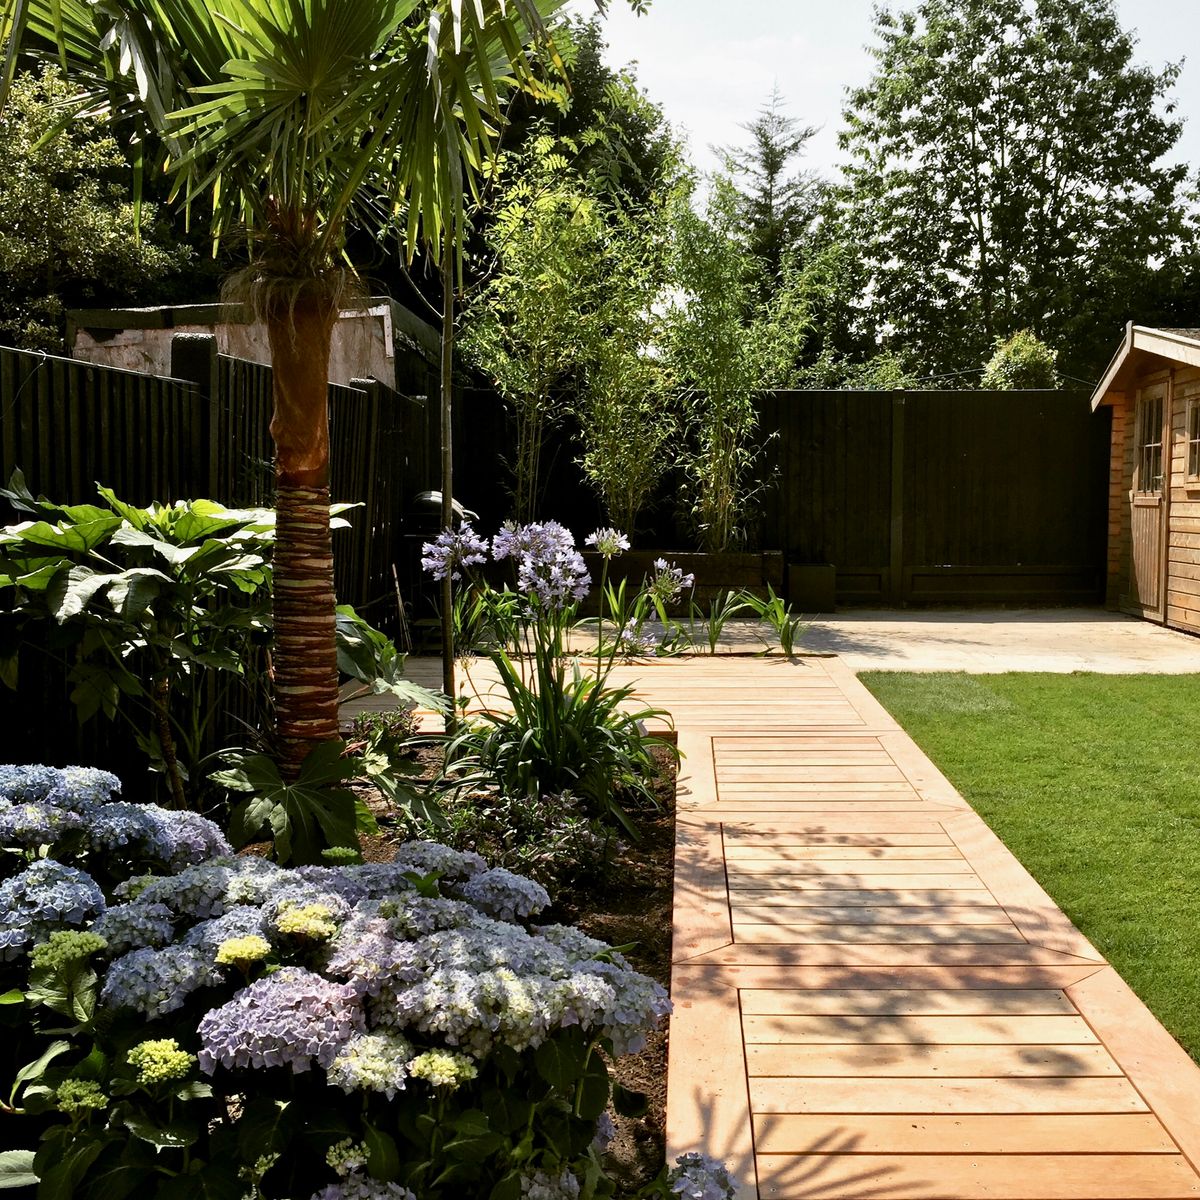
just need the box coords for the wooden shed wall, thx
[1105,362,1200,635]
[1167,366,1200,633]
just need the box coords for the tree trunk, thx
[267,290,340,779]
[440,245,456,715]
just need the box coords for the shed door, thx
[1126,383,1167,620]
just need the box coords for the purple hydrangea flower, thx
[0,859,105,959]
[198,967,364,1074]
[421,523,489,582]
[182,905,269,955]
[520,1169,581,1200]
[391,841,485,882]
[310,1175,416,1200]
[0,765,65,803]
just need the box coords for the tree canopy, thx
[838,0,1195,381]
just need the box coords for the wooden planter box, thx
[581,550,785,612]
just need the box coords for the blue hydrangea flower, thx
[0,799,85,849]
[455,867,549,922]
[0,859,105,959]
[182,906,269,956]
[667,1153,739,1200]
[0,764,65,803]
[198,967,364,1074]
[520,1169,581,1200]
[101,944,220,1018]
[93,901,176,956]
[391,841,485,882]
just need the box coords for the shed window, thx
[1136,391,1164,493]
[1188,400,1200,481]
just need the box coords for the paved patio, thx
[678,608,1200,673]
[624,656,1200,1200]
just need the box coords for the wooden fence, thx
[759,390,1112,605]
[0,337,435,631]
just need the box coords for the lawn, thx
[859,671,1200,1060]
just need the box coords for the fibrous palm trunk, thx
[266,289,340,779]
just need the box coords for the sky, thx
[570,0,1199,183]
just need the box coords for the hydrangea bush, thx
[0,765,696,1200]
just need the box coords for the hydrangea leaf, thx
[0,1150,38,1189]
[122,1112,200,1150]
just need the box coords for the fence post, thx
[351,378,381,609]
[888,392,906,605]
[170,333,220,499]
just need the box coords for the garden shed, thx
[1091,323,1200,631]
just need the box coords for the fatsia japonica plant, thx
[0,473,429,815]
[0,763,717,1200]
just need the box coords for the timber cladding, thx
[759,390,1110,607]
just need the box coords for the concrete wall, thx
[68,302,408,389]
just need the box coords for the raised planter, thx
[581,550,785,611]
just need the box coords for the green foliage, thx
[718,85,819,286]
[981,330,1059,390]
[0,472,275,808]
[573,200,679,535]
[0,66,191,351]
[448,648,670,840]
[664,179,802,551]
[838,0,1196,380]
[212,740,374,865]
[0,475,417,810]
[740,586,808,656]
[431,789,618,891]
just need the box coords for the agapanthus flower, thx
[584,528,630,559]
[198,967,364,1074]
[667,1153,739,1200]
[93,901,175,956]
[0,859,105,959]
[407,1049,478,1090]
[101,944,220,1019]
[127,1038,196,1086]
[54,1078,108,1116]
[520,1169,582,1200]
[327,1031,413,1099]
[421,522,489,582]
[493,521,591,610]
[455,867,550,923]
[649,558,696,605]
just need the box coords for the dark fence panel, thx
[759,389,1110,606]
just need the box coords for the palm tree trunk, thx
[267,290,340,779]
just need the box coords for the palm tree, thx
[1,0,571,776]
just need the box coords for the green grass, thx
[859,671,1200,1059]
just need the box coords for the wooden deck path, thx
[607,656,1200,1200]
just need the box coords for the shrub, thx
[0,763,677,1200]
[980,330,1059,389]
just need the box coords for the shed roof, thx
[1090,323,1200,409]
